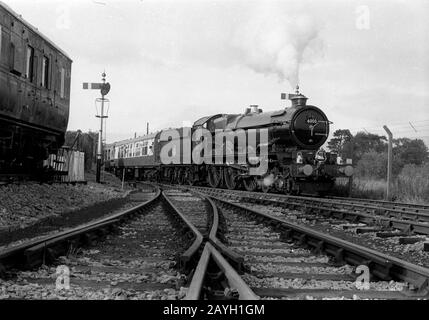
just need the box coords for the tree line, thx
[327,129,429,178]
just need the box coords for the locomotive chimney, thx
[281,85,308,108]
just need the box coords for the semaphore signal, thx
[83,72,111,183]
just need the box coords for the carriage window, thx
[41,56,49,88]
[26,46,34,82]
[142,141,148,155]
[9,43,15,71]
[135,142,142,157]
[0,27,9,65]
[60,68,65,98]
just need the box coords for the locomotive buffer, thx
[83,73,111,183]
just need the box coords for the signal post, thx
[83,73,111,183]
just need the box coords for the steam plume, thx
[233,4,321,89]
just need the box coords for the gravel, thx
[0,182,127,232]
[249,263,354,274]
[241,202,429,268]
[163,189,209,233]
[244,274,405,291]
[1,201,189,300]
[214,200,413,300]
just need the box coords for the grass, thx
[394,164,429,204]
[333,178,386,200]
[333,164,429,204]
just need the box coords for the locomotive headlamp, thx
[299,164,313,176]
[316,149,326,161]
[346,158,353,164]
[248,156,260,163]
[339,166,354,177]
[344,165,353,176]
[296,152,303,164]
[336,156,343,165]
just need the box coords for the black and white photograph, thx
[0,0,428,310]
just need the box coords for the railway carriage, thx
[105,88,353,195]
[0,2,72,172]
[104,133,157,179]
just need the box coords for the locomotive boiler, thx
[104,87,353,195]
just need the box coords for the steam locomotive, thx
[0,2,72,172]
[105,87,353,195]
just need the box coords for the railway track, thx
[214,199,410,299]
[182,186,429,236]
[157,184,429,300]
[173,183,429,218]
[181,185,429,268]
[0,184,203,299]
[327,196,429,213]
[163,187,211,237]
[2,181,428,300]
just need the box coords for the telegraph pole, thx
[383,125,393,200]
[83,72,111,183]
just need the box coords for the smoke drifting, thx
[233,4,321,89]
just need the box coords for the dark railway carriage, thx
[0,2,72,171]
[105,88,353,195]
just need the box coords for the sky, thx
[4,0,429,145]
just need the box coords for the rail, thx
[161,190,204,271]
[185,242,259,300]
[241,196,429,235]
[175,187,256,300]
[188,186,429,235]
[0,185,161,272]
[187,189,245,272]
[208,194,429,295]
[328,196,429,212]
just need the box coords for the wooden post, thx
[348,136,355,197]
[347,176,353,197]
[383,125,393,201]
[122,168,125,190]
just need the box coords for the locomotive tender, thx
[105,87,353,195]
[0,2,72,171]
